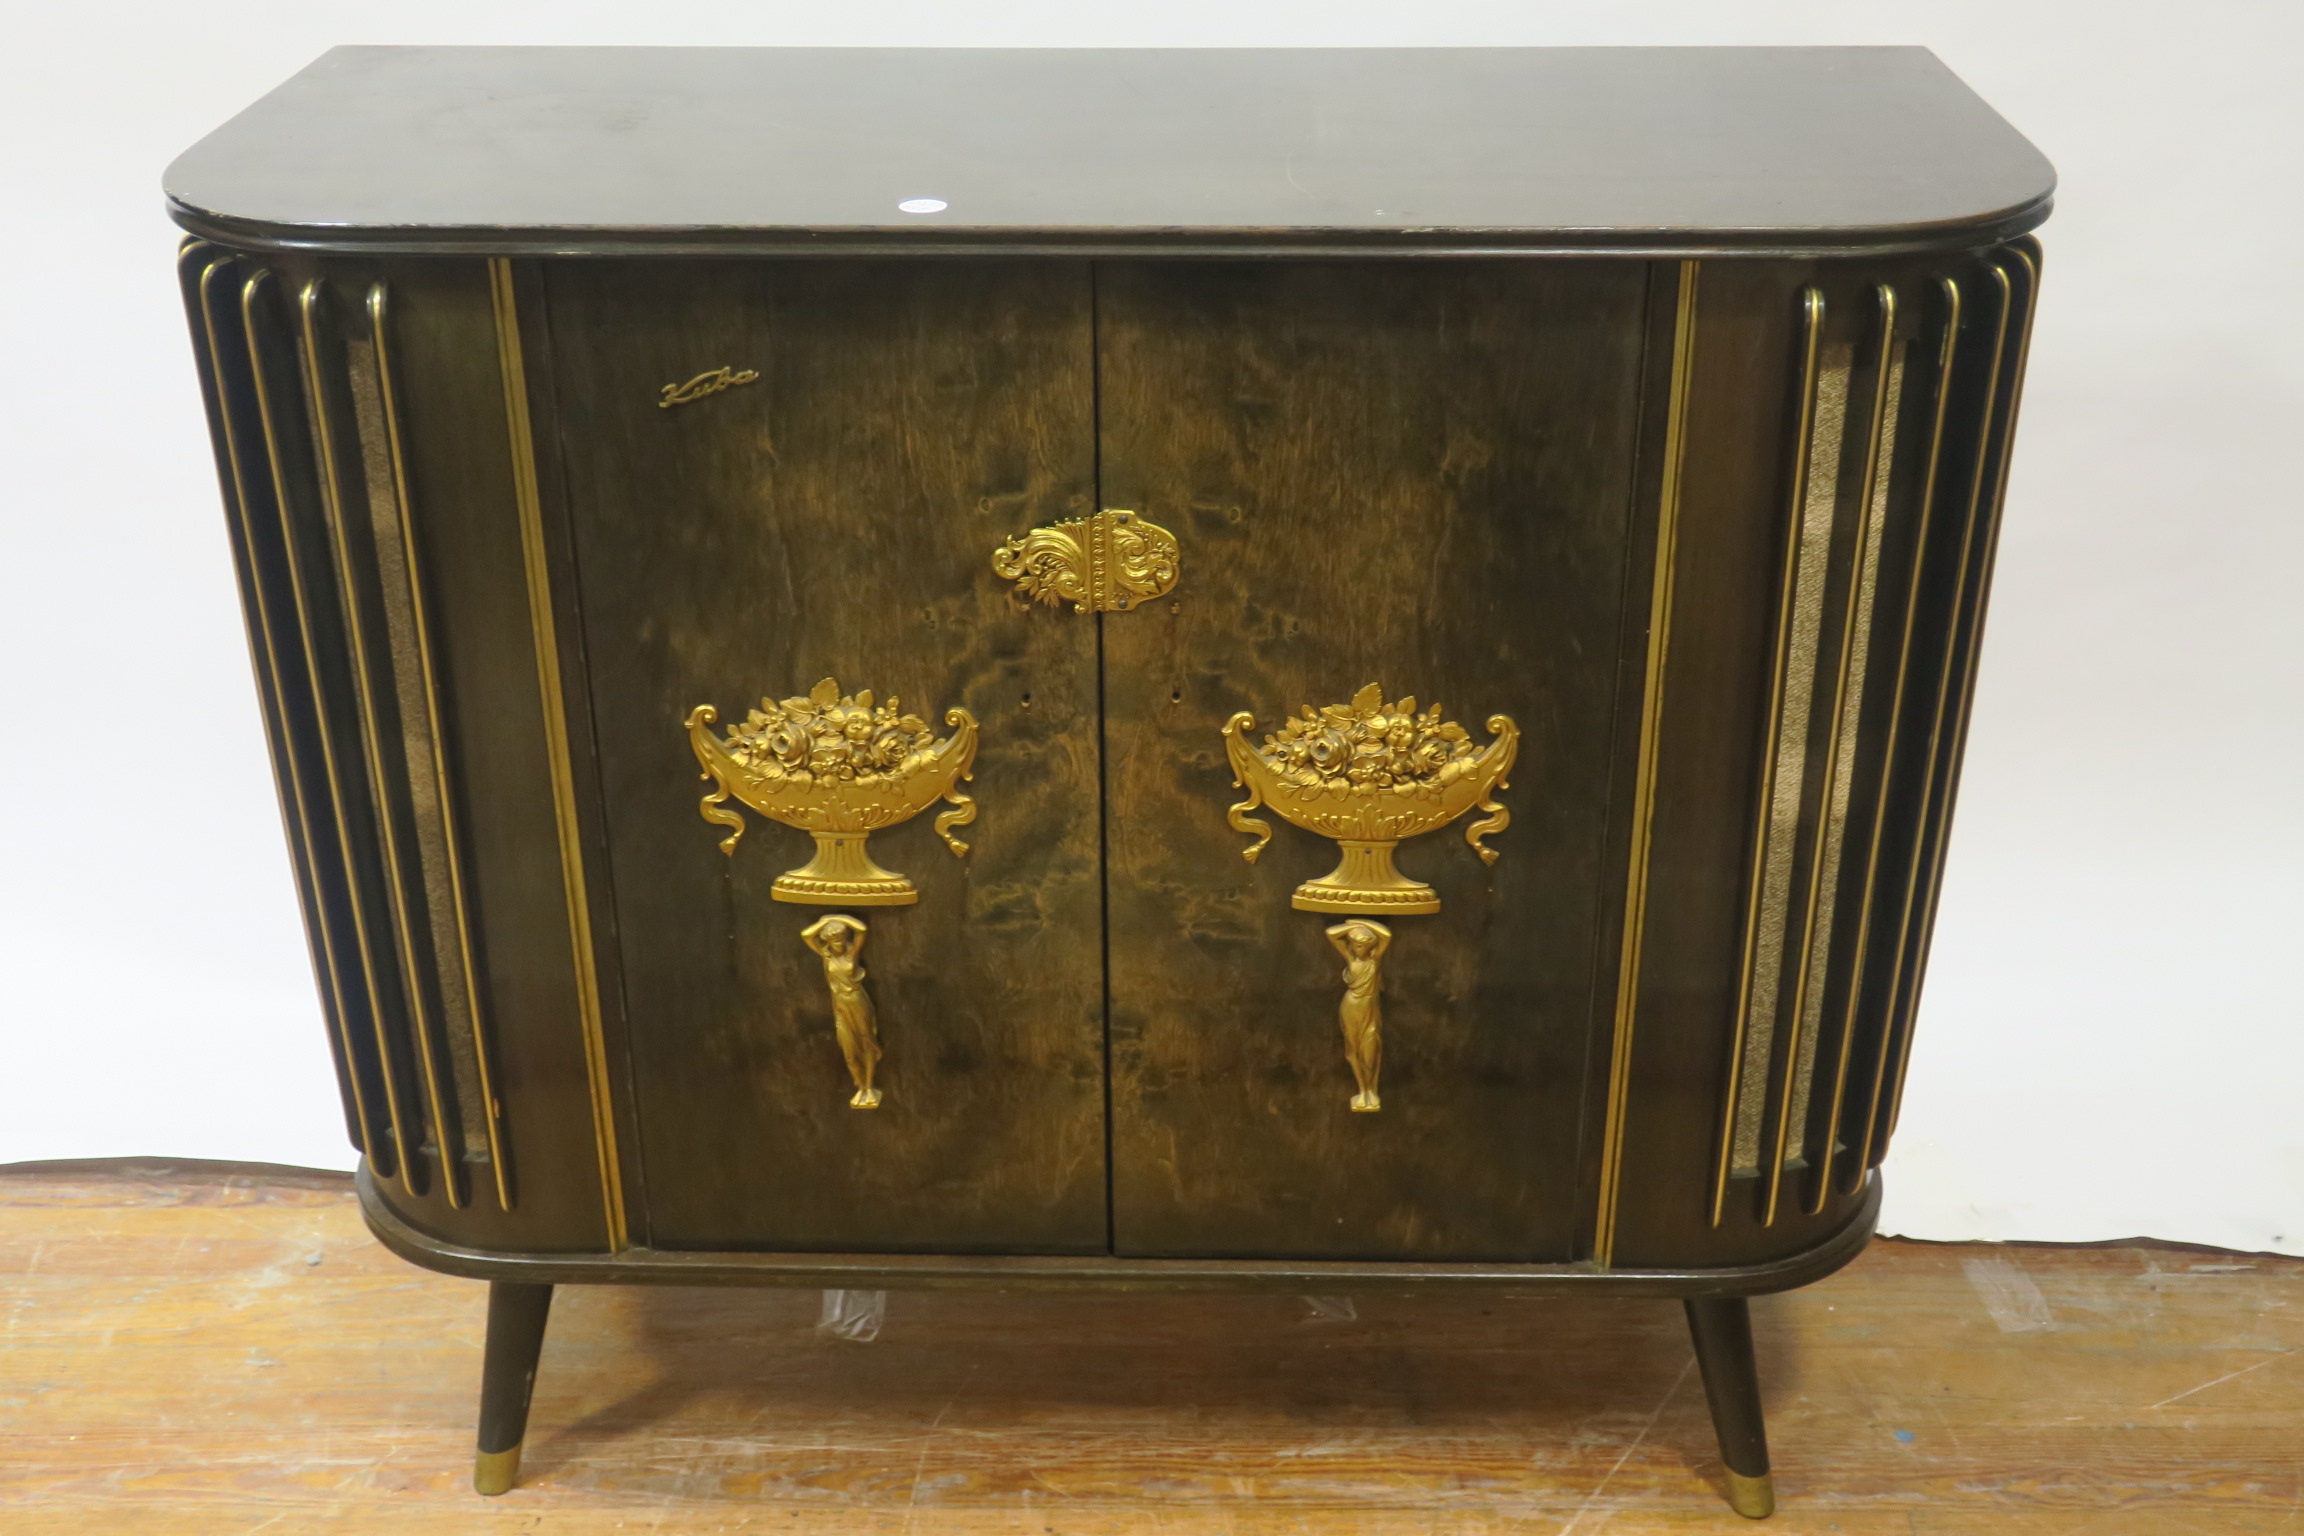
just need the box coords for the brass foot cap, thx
[1726,1469,1775,1519]
[474,1445,522,1497]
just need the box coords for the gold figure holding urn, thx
[686,677,981,1109]
[1328,919,1392,1112]
[1225,684,1515,1112]
[801,915,883,1108]
[1223,683,1517,914]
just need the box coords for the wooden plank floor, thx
[2,1163,2299,1533]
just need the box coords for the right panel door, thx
[1100,260,1653,1260]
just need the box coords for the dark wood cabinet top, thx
[166,46,2052,258]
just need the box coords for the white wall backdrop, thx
[2,2,2298,1251]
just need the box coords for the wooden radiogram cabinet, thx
[168,46,2049,1516]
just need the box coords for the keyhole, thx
[1020,692,1033,711]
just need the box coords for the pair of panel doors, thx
[544,257,1657,1263]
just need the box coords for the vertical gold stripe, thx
[182,246,370,1160]
[1775,286,1902,1222]
[1731,291,1848,1186]
[1713,286,1824,1226]
[311,279,513,1215]
[491,256,628,1249]
[245,270,407,1179]
[191,253,382,1170]
[1862,263,2013,1171]
[1744,343,1850,1176]
[182,240,387,1160]
[327,282,460,1206]
[198,255,377,1165]
[361,284,505,1210]
[1840,275,1963,1192]
[1593,259,1698,1269]
[1988,244,2042,533]
[298,283,470,1194]
[1881,243,2040,1148]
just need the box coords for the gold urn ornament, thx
[686,677,978,906]
[1223,684,1517,914]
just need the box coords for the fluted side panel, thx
[1715,239,2040,1225]
[177,243,512,1208]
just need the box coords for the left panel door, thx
[542,260,1108,1253]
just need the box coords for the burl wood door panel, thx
[1098,261,1652,1261]
[542,260,1108,1253]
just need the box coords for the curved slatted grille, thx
[176,242,511,1210]
[1714,239,2041,1226]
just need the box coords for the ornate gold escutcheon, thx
[1223,684,1518,914]
[991,508,1180,612]
[1328,919,1392,1112]
[686,677,979,906]
[801,914,883,1108]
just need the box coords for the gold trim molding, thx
[490,257,627,1249]
[1596,258,1700,1266]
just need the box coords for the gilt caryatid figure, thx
[1328,919,1392,1112]
[801,914,883,1108]
[687,677,980,1108]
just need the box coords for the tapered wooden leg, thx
[1685,1296,1774,1518]
[474,1282,553,1495]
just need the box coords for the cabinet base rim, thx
[359,1163,1881,1297]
